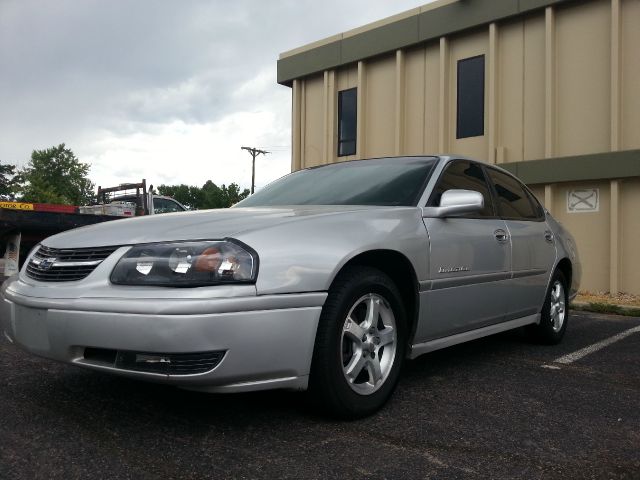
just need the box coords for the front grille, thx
[83,348,225,375]
[26,245,118,282]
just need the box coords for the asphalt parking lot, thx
[1,311,638,479]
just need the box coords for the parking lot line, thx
[549,325,640,366]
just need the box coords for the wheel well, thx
[336,250,419,344]
[556,257,573,290]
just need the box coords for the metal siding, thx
[277,0,576,84]
[418,0,518,42]
[341,17,419,64]
[277,42,341,85]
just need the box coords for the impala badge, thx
[438,266,470,274]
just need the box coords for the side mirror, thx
[422,189,484,218]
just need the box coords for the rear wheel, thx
[309,266,406,418]
[527,270,569,344]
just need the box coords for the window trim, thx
[337,87,357,157]
[456,55,485,139]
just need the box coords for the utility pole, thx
[241,146,269,194]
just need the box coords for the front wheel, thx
[527,270,569,344]
[308,266,407,418]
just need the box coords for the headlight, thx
[110,240,257,287]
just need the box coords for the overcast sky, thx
[0,0,431,192]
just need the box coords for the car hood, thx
[43,205,382,249]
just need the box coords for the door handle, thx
[494,229,509,243]
[544,230,554,243]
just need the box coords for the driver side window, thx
[427,160,495,217]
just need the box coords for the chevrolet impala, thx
[0,156,581,417]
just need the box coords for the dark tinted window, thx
[236,158,437,207]
[457,55,485,139]
[486,168,538,220]
[338,88,357,156]
[525,189,545,218]
[428,161,494,217]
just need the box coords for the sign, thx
[34,203,78,214]
[0,201,79,214]
[0,201,34,211]
[567,189,599,213]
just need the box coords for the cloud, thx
[83,63,292,190]
[84,103,292,191]
[0,0,430,191]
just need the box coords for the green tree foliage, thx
[201,180,225,208]
[20,144,94,205]
[224,183,249,206]
[0,162,20,200]
[158,181,250,209]
[155,184,204,210]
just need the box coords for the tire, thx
[527,270,569,345]
[308,266,407,419]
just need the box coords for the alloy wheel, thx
[340,293,397,395]
[549,280,566,333]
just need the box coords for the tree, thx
[223,183,250,206]
[20,144,94,205]
[0,162,19,200]
[201,180,224,208]
[158,181,250,210]
[156,184,204,210]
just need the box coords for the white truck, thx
[84,179,187,217]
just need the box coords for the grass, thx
[572,301,640,317]
[571,290,640,317]
[575,292,640,307]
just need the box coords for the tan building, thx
[277,0,640,295]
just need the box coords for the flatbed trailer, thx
[0,202,123,277]
[0,180,186,278]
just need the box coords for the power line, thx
[241,146,269,194]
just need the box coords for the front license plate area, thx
[13,305,50,351]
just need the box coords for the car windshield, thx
[235,157,438,207]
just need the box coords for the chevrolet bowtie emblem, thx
[38,258,56,271]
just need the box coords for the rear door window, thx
[486,168,539,220]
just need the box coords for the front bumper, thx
[1,278,326,393]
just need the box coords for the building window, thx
[456,55,485,139]
[337,88,357,156]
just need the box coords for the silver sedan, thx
[1,156,581,418]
